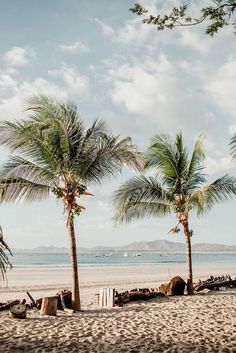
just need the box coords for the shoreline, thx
[1,265,235,309]
[12,251,236,254]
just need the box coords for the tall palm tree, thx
[0,94,142,310]
[113,132,236,294]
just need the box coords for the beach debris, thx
[194,275,236,292]
[26,291,37,307]
[9,304,27,319]
[115,288,165,306]
[99,288,115,308]
[159,276,186,296]
[58,290,74,313]
[40,296,58,316]
[0,299,20,311]
[0,289,73,313]
[57,290,72,311]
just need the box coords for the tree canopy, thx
[130,1,236,36]
[113,132,236,226]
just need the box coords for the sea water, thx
[11,252,236,272]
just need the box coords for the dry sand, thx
[0,267,236,352]
[0,289,236,353]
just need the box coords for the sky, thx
[0,0,236,248]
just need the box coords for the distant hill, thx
[13,240,236,253]
[12,246,69,253]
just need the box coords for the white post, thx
[99,288,115,308]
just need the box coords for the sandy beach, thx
[0,266,236,352]
[1,265,236,307]
[0,288,235,353]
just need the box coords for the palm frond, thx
[0,120,67,177]
[145,132,190,194]
[0,177,51,203]
[0,226,12,281]
[145,133,179,177]
[78,134,143,184]
[229,133,236,159]
[188,174,236,215]
[0,156,57,186]
[113,175,172,223]
[186,136,206,191]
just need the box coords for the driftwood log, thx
[115,288,165,306]
[195,275,236,292]
[26,291,36,307]
[0,300,20,311]
[9,304,27,319]
[40,296,58,316]
[0,290,72,312]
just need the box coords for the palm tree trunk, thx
[67,217,81,310]
[183,222,194,295]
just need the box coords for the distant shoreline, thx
[12,250,236,254]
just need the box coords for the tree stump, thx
[159,276,186,295]
[9,304,27,319]
[40,296,58,316]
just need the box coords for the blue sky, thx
[0,0,236,248]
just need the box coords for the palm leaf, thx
[0,226,12,281]
[230,133,236,159]
[0,177,51,203]
[113,175,172,223]
[188,174,236,215]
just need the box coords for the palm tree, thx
[113,132,236,294]
[0,94,142,310]
[0,226,12,282]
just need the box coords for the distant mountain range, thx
[13,239,236,253]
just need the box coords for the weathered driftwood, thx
[40,296,58,316]
[159,276,186,296]
[0,300,20,311]
[26,291,36,307]
[195,275,236,292]
[0,289,73,312]
[9,304,27,319]
[115,288,165,306]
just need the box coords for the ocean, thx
[11,252,236,272]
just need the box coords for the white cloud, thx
[205,156,235,175]
[179,30,210,52]
[48,66,90,97]
[106,54,212,133]
[0,76,68,121]
[0,74,18,92]
[94,19,115,37]
[2,46,34,67]
[207,57,236,118]
[95,18,152,46]
[59,41,89,54]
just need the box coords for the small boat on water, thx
[134,253,142,257]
